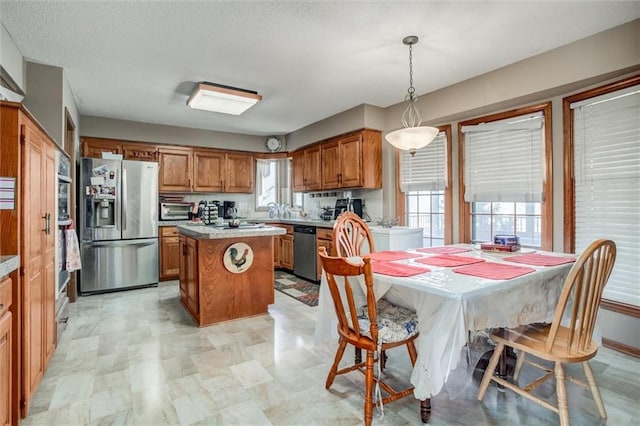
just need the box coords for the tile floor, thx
[22,281,640,425]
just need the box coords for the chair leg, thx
[326,338,348,389]
[420,398,431,423]
[407,340,418,366]
[513,351,525,381]
[477,342,504,400]
[364,350,375,426]
[583,361,607,419]
[555,362,570,426]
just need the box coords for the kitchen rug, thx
[274,271,319,307]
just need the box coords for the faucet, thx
[267,202,281,219]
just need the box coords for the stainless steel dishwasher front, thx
[293,225,317,282]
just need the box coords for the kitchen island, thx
[176,224,286,327]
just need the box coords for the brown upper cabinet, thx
[81,137,157,161]
[293,129,382,192]
[292,145,322,192]
[159,146,254,193]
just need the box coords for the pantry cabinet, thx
[0,103,58,420]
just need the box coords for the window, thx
[397,127,452,247]
[459,103,552,250]
[255,158,291,210]
[564,75,640,308]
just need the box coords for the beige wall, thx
[80,115,268,152]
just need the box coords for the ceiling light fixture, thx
[187,82,262,115]
[385,36,439,156]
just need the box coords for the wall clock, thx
[266,136,282,152]
[223,242,254,273]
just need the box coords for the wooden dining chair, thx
[318,246,425,426]
[333,211,375,257]
[477,239,617,426]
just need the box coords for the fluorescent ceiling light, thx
[187,82,262,115]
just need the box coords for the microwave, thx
[160,202,193,221]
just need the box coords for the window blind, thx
[399,132,446,192]
[572,85,640,307]
[462,113,544,202]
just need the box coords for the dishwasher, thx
[293,225,317,282]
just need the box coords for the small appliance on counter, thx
[320,206,334,221]
[159,202,193,221]
[223,200,237,219]
[333,198,363,219]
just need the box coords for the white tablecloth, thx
[314,245,575,400]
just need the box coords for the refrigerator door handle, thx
[83,239,157,248]
[122,168,127,231]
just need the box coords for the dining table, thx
[314,244,577,421]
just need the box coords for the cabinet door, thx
[338,134,363,188]
[273,235,282,268]
[158,147,192,192]
[0,312,11,426]
[123,142,157,162]
[225,153,254,193]
[185,238,199,315]
[291,152,305,192]
[43,142,57,364]
[178,236,187,301]
[321,141,340,189]
[160,235,181,280]
[21,122,46,411]
[281,235,294,270]
[305,146,322,191]
[193,150,224,192]
[81,138,122,158]
[316,238,333,280]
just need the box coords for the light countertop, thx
[0,255,19,277]
[177,224,286,240]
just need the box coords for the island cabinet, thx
[159,147,254,193]
[1,103,57,420]
[316,228,334,280]
[177,225,285,326]
[1,276,12,426]
[159,226,180,281]
[271,224,294,270]
[291,145,322,192]
[81,137,157,161]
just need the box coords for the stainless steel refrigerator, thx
[79,158,159,294]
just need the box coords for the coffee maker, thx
[223,201,237,219]
[334,198,363,219]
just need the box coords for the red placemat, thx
[368,251,424,261]
[415,255,486,268]
[415,246,472,254]
[371,261,430,277]
[453,262,535,280]
[503,253,576,267]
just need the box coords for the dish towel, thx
[415,246,472,254]
[371,261,430,277]
[65,228,82,272]
[453,262,535,280]
[414,255,486,268]
[368,251,424,261]
[503,253,576,267]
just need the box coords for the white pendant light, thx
[385,36,438,156]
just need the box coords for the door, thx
[184,238,198,314]
[43,143,56,364]
[80,239,158,293]
[122,161,158,239]
[338,135,362,188]
[291,151,305,192]
[158,147,192,192]
[0,312,11,426]
[161,236,181,279]
[304,146,322,191]
[225,153,254,193]
[193,150,224,192]
[79,158,121,242]
[321,141,340,189]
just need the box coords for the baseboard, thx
[602,337,640,358]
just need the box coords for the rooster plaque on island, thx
[223,242,254,273]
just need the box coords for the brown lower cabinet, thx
[1,103,58,422]
[316,228,334,280]
[179,235,199,317]
[271,224,294,270]
[159,226,180,281]
[1,276,12,426]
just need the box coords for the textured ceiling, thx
[1,1,638,137]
